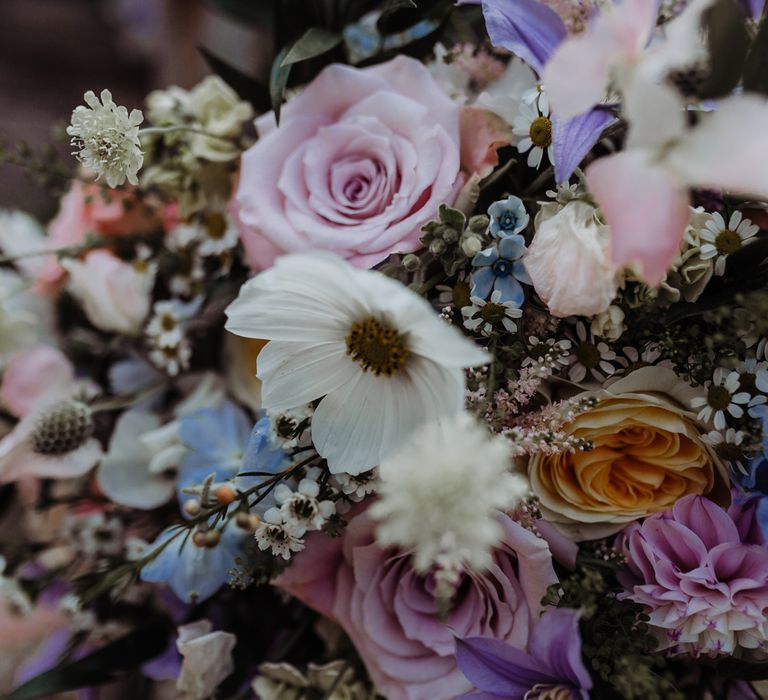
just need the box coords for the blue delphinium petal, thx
[472,247,499,268]
[512,260,532,286]
[235,417,289,515]
[140,522,247,604]
[494,275,524,306]
[176,401,252,511]
[471,267,497,299]
[498,234,527,261]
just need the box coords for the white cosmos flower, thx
[225,253,488,475]
[699,210,759,276]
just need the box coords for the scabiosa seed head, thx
[31,401,94,456]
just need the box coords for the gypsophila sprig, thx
[67,90,144,187]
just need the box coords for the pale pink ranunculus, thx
[62,250,154,336]
[276,506,556,700]
[233,56,464,270]
[524,200,619,317]
[40,181,160,293]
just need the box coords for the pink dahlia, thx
[619,494,768,657]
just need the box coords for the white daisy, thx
[225,253,488,475]
[197,210,240,258]
[274,478,335,537]
[699,211,759,276]
[67,89,144,188]
[512,100,554,169]
[521,82,549,114]
[462,289,523,336]
[616,344,664,372]
[149,339,192,377]
[691,368,751,430]
[702,428,747,475]
[521,336,572,369]
[564,321,617,383]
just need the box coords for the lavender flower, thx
[455,608,591,699]
[619,494,768,657]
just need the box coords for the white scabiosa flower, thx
[369,412,529,574]
[225,253,488,475]
[67,89,144,188]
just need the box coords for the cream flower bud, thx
[525,200,619,317]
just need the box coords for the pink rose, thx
[277,506,556,700]
[40,181,160,293]
[233,56,464,270]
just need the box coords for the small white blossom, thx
[691,368,751,430]
[331,469,379,502]
[564,321,617,383]
[267,405,313,449]
[149,339,192,377]
[275,479,335,537]
[370,412,529,574]
[703,428,747,474]
[254,508,305,560]
[67,89,144,188]
[512,100,553,170]
[462,289,523,336]
[700,211,759,276]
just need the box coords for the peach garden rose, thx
[527,367,730,540]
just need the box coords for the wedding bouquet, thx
[2,0,768,698]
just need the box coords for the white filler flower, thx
[371,412,529,573]
[67,89,144,187]
[225,253,488,474]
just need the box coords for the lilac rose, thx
[233,56,464,270]
[276,505,557,700]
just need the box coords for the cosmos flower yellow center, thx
[529,116,552,148]
[346,317,408,376]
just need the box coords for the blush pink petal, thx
[460,106,514,179]
[0,346,74,418]
[586,150,690,285]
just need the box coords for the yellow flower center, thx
[479,302,507,324]
[714,228,742,256]
[707,385,731,411]
[529,116,552,149]
[346,317,408,377]
[205,212,228,240]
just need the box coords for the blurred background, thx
[0,0,273,218]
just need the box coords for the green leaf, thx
[8,620,171,700]
[698,0,749,98]
[280,27,342,67]
[744,8,768,94]
[199,47,271,111]
[270,43,294,124]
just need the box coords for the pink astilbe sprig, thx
[501,397,597,457]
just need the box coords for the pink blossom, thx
[233,56,465,270]
[276,505,556,700]
[619,494,768,657]
[62,250,154,335]
[40,181,160,293]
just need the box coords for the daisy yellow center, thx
[479,302,507,324]
[346,317,408,376]
[206,212,228,240]
[707,385,731,411]
[529,116,552,149]
[161,313,176,332]
[576,341,600,369]
[714,228,742,256]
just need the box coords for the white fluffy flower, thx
[225,253,488,475]
[370,412,529,573]
[67,89,144,188]
[254,509,305,560]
